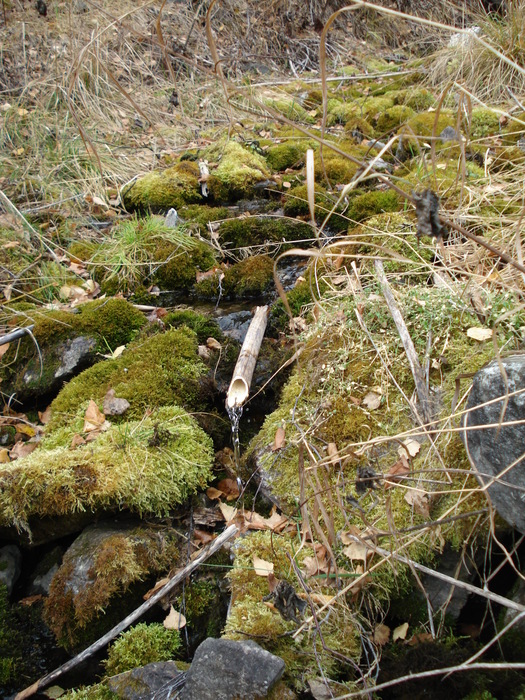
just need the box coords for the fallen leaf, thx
[206,337,222,351]
[38,405,52,424]
[398,438,420,459]
[404,489,430,519]
[218,501,237,523]
[407,632,433,646]
[193,529,215,545]
[393,622,409,641]
[253,555,274,576]
[206,486,223,500]
[70,434,86,449]
[43,686,65,699]
[362,391,381,410]
[0,448,10,463]
[0,343,10,358]
[103,388,130,416]
[144,576,170,600]
[272,426,285,451]
[217,478,240,500]
[18,594,43,606]
[467,327,493,342]
[342,540,370,562]
[309,593,334,606]
[267,572,278,593]
[384,454,410,488]
[373,623,391,645]
[3,284,13,301]
[103,344,126,360]
[163,605,187,630]
[14,423,36,438]
[9,441,37,460]
[83,400,106,432]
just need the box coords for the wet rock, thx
[463,355,525,533]
[181,638,285,700]
[108,661,184,700]
[0,544,22,595]
[27,546,63,596]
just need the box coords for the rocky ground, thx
[1,1,525,699]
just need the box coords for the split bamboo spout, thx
[226,305,269,408]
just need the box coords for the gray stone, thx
[108,661,183,700]
[503,578,525,633]
[463,355,525,532]
[28,546,63,596]
[181,638,285,700]
[54,336,97,378]
[0,545,22,596]
[439,126,459,143]
[420,546,475,619]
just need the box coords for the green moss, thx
[358,96,395,123]
[0,405,214,533]
[205,141,271,201]
[265,140,313,171]
[223,255,274,298]
[164,309,223,342]
[376,105,416,133]
[326,99,360,126]
[0,584,22,685]
[344,116,376,139]
[122,161,203,212]
[104,623,181,676]
[218,215,312,251]
[152,240,216,292]
[62,684,117,700]
[269,280,315,334]
[399,110,456,154]
[346,189,401,222]
[502,110,525,144]
[264,97,315,124]
[0,299,146,400]
[47,327,207,432]
[393,87,435,111]
[469,108,501,139]
[179,204,231,235]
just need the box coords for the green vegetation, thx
[122,161,203,211]
[104,623,181,675]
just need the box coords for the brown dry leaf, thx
[206,337,222,351]
[163,605,187,630]
[362,390,381,410]
[143,576,170,600]
[83,400,107,432]
[407,632,433,646]
[267,572,279,593]
[253,555,274,577]
[340,525,362,545]
[467,327,493,342]
[18,594,44,606]
[309,593,334,606]
[272,426,285,451]
[384,454,410,488]
[38,405,52,424]
[2,241,19,249]
[70,434,86,449]
[372,623,391,645]
[393,622,409,641]
[193,529,215,545]
[404,489,430,519]
[0,448,10,463]
[103,388,130,416]
[342,540,369,562]
[398,438,420,459]
[326,442,340,466]
[9,441,37,460]
[217,478,240,501]
[206,487,223,500]
[0,343,10,359]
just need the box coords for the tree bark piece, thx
[374,259,432,424]
[15,523,239,700]
[226,306,269,408]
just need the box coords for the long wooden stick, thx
[226,306,269,408]
[0,326,35,347]
[15,524,239,700]
[375,259,432,424]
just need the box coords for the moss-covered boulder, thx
[0,299,146,401]
[0,404,214,536]
[469,108,501,139]
[217,215,313,253]
[195,255,274,300]
[265,140,313,171]
[346,188,401,222]
[46,326,208,432]
[376,105,416,134]
[204,141,272,201]
[122,161,203,212]
[44,521,185,650]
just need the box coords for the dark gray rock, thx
[463,355,525,532]
[0,544,22,595]
[503,578,525,633]
[28,546,63,596]
[108,661,184,700]
[420,545,476,619]
[439,126,459,143]
[181,638,285,700]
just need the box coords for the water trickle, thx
[226,402,243,474]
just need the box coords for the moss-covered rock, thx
[46,326,208,432]
[122,161,203,212]
[1,404,214,535]
[469,108,501,139]
[195,255,274,300]
[44,522,184,650]
[105,623,181,676]
[392,87,435,111]
[398,110,456,155]
[265,140,313,171]
[376,105,416,134]
[346,189,401,222]
[0,299,146,401]
[204,141,271,201]
[164,309,223,342]
[217,215,313,253]
[264,97,315,124]
[282,184,350,234]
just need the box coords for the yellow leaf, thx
[0,448,10,463]
[218,502,237,522]
[83,400,106,432]
[253,555,274,577]
[163,605,187,630]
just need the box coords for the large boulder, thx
[181,638,285,700]
[108,661,183,700]
[463,355,525,533]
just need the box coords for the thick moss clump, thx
[179,204,231,235]
[47,326,207,432]
[218,215,312,252]
[265,140,313,171]
[469,108,501,139]
[164,309,223,342]
[122,161,203,212]
[0,299,146,401]
[393,87,435,111]
[224,531,360,692]
[264,97,315,124]
[205,141,271,201]
[0,584,22,686]
[104,623,181,676]
[152,240,216,293]
[376,105,416,134]
[1,405,214,533]
[346,189,401,222]
[399,110,456,154]
[268,280,315,334]
[196,255,274,299]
